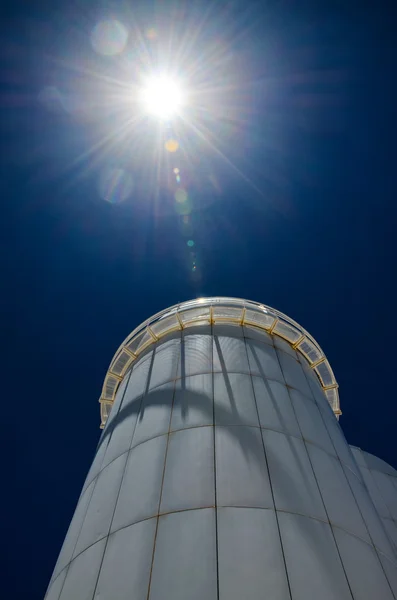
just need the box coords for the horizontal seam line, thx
[119,372,318,404]
[57,507,397,573]
[82,429,358,493]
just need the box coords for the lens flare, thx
[98,166,134,203]
[165,139,179,153]
[91,20,129,56]
[175,188,188,203]
[146,28,157,40]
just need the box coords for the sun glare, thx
[140,75,184,119]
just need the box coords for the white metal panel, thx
[290,389,335,455]
[343,465,397,560]
[382,517,397,549]
[213,335,250,374]
[273,335,298,358]
[307,375,333,416]
[45,569,67,600]
[74,453,127,556]
[94,519,157,600]
[149,339,180,389]
[176,330,213,378]
[126,353,153,400]
[213,323,244,337]
[307,444,370,542]
[252,377,301,437]
[371,471,397,520]
[132,382,174,447]
[276,351,312,397]
[217,507,290,600]
[52,480,96,580]
[106,372,130,423]
[59,539,106,600]
[298,357,320,385]
[323,419,360,477]
[171,374,213,431]
[81,438,109,495]
[102,412,136,468]
[111,436,167,532]
[101,414,137,468]
[350,446,367,469]
[215,425,273,508]
[149,509,217,600]
[263,429,327,521]
[278,512,352,600]
[380,554,397,598]
[243,325,273,344]
[214,372,259,427]
[360,465,391,519]
[334,527,395,600]
[246,339,284,381]
[160,427,215,513]
[363,451,397,477]
[101,359,151,467]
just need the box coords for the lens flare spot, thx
[176,175,181,183]
[98,167,134,203]
[173,168,179,174]
[179,219,193,235]
[175,196,192,215]
[165,139,179,153]
[91,20,129,56]
[187,240,195,247]
[146,28,157,40]
[175,188,188,203]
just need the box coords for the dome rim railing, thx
[99,297,340,428]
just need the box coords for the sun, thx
[140,75,184,119]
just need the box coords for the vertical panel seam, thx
[87,451,129,600]
[90,348,156,600]
[274,345,356,600]
[242,330,293,600]
[145,334,181,600]
[56,467,99,600]
[371,470,396,522]
[65,370,132,584]
[212,324,220,600]
[300,363,397,597]
[93,369,133,480]
[100,369,132,449]
[129,350,156,451]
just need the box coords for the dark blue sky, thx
[2,1,397,598]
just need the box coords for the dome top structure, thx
[99,297,340,427]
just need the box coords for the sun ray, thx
[58,112,147,193]
[180,113,265,198]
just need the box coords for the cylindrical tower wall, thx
[46,322,397,600]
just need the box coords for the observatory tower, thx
[45,298,397,600]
